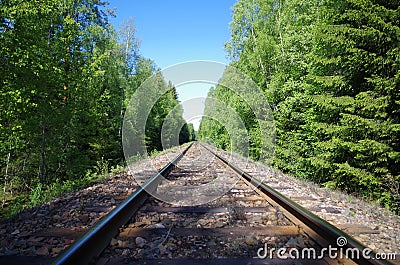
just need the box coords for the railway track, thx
[49,142,394,265]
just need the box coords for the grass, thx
[0,165,124,220]
[0,144,189,220]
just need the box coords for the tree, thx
[302,0,400,211]
[1,0,129,204]
[202,0,400,212]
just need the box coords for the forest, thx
[0,0,194,217]
[1,0,399,217]
[199,0,400,213]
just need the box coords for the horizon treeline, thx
[199,0,399,213]
[0,0,194,209]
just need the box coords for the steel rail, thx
[201,143,393,265]
[51,143,192,265]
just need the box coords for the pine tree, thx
[201,0,400,212]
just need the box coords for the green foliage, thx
[0,1,192,216]
[143,72,189,152]
[201,0,400,213]
[28,183,43,208]
[183,123,196,142]
[1,0,120,184]
[1,170,107,219]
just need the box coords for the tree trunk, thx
[119,86,124,137]
[40,122,46,184]
[250,27,268,89]
[2,141,11,208]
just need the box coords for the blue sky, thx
[107,0,236,129]
[107,0,234,69]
